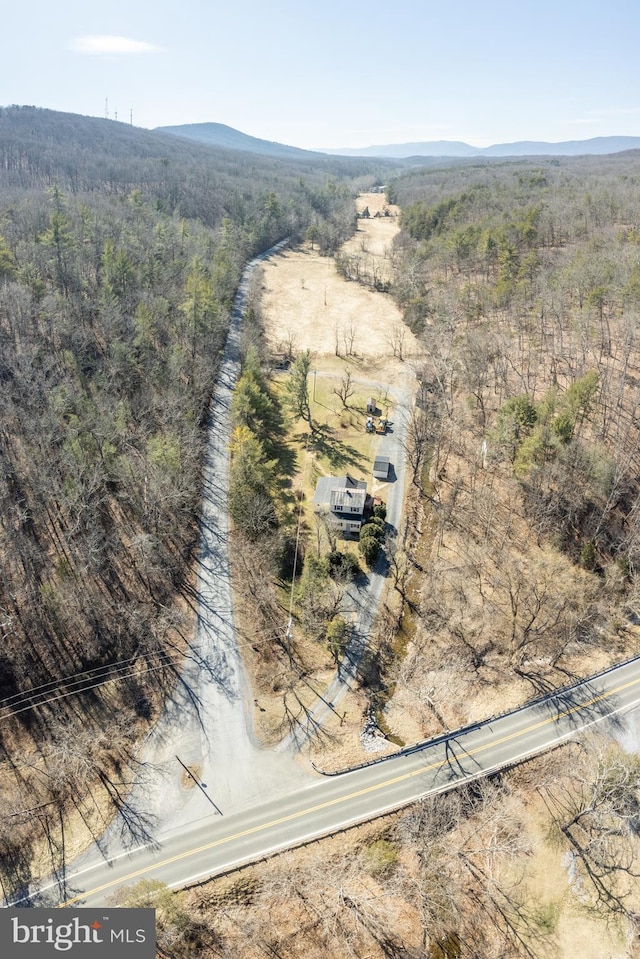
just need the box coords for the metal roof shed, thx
[373,455,390,480]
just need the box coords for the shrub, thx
[364,838,398,876]
[327,549,360,581]
[359,525,382,565]
[369,516,386,534]
[580,540,597,570]
[373,502,387,521]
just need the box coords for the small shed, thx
[373,455,390,480]
[366,397,377,414]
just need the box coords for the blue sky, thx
[3,0,640,148]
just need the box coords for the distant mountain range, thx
[323,136,640,158]
[156,124,640,160]
[155,122,322,159]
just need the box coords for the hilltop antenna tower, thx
[104,98,109,120]
[130,109,133,126]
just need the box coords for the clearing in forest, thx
[234,194,422,763]
[260,192,416,366]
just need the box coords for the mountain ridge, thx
[324,135,640,158]
[154,122,640,160]
[155,121,323,159]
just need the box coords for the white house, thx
[313,474,368,533]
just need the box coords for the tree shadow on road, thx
[536,679,626,735]
[278,687,342,752]
[443,738,483,781]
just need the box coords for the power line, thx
[0,654,143,709]
[0,627,289,723]
[0,654,179,724]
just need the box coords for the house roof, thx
[330,486,367,513]
[313,474,367,513]
[373,455,390,479]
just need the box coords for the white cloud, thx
[71,35,161,55]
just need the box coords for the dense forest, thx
[4,104,640,955]
[0,106,391,246]
[0,106,392,891]
[108,148,640,958]
[388,152,640,579]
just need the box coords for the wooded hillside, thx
[375,156,640,726]
[3,108,640,953]
[0,106,388,890]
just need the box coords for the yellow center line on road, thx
[59,668,640,907]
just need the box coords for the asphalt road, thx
[36,653,640,907]
[8,242,640,912]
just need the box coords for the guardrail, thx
[311,650,640,776]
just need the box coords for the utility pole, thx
[175,755,222,814]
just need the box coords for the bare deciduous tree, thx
[332,368,355,409]
[389,322,407,361]
[342,320,357,357]
[541,738,640,921]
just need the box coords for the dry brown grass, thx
[227,195,640,957]
[231,196,424,759]
[260,193,417,364]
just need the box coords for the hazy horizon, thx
[5,0,640,150]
